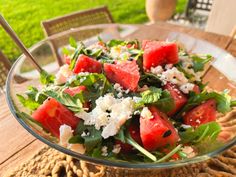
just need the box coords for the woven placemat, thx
[4,145,236,177]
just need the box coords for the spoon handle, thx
[0,14,43,72]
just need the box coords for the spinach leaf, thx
[179,122,221,144]
[40,70,55,85]
[191,54,212,72]
[140,87,162,104]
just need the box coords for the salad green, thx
[17,38,236,163]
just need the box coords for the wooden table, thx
[0,22,236,176]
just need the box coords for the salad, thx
[17,38,236,163]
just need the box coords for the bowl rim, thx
[5,24,236,169]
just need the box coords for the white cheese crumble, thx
[113,83,130,98]
[110,45,130,60]
[159,67,188,86]
[112,144,121,154]
[179,83,195,94]
[101,146,108,156]
[87,42,108,55]
[81,131,90,137]
[181,146,196,158]
[165,64,173,70]
[140,107,153,119]
[59,124,86,154]
[55,64,73,85]
[76,93,135,139]
[150,66,163,75]
[179,56,202,82]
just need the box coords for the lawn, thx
[0,0,187,61]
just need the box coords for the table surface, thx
[1,22,236,176]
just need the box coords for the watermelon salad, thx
[17,38,236,163]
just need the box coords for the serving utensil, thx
[0,14,43,72]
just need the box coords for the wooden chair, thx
[0,51,11,93]
[205,0,236,36]
[41,6,114,66]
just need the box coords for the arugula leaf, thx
[107,39,125,47]
[71,120,102,152]
[26,86,47,104]
[140,87,162,104]
[40,70,55,85]
[69,37,78,48]
[179,122,221,144]
[69,42,85,70]
[231,100,236,107]
[43,87,83,113]
[139,72,162,87]
[62,47,70,55]
[155,145,182,163]
[17,94,40,111]
[191,54,212,72]
[17,86,48,111]
[175,90,232,118]
[154,90,175,113]
[195,137,224,154]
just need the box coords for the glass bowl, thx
[6,24,236,172]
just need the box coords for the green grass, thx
[0,0,187,62]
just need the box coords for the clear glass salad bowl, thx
[6,24,236,173]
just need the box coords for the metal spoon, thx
[0,14,43,72]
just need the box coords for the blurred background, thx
[0,0,187,62]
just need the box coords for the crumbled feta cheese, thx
[112,144,121,154]
[117,92,123,98]
[179,83,195,94]
[165,64,173,70]
[182,146,196,158]
[159,67,188,86]
[55,64,73,85]
[134,110,141,115]
[77,72,90,76]
[76,94,135,139]
[101,146,108,156]
[59,125,85,154]
[140,107,153,119]
[150,66,163,75]
[87,42,108,54]
[81,131,90,137]
[114,83,130,97]
[179,56,202,82]
[181,124,192,129]
[59,124,74,147]
[110,45,130,60]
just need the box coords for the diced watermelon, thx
[142,40,179,70]
[64,55,71,65]
[183,99,217,127]
[163,83,188,116]
[32,98,80,137]
[64,86,86,96]
[140,106,179,151]
[104,61,140,91]
[73,54,102,74]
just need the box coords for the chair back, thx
[0,51,11,93]
[42,6,113,66]
[206,0,236,36]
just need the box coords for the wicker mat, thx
[4,145,236,177]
